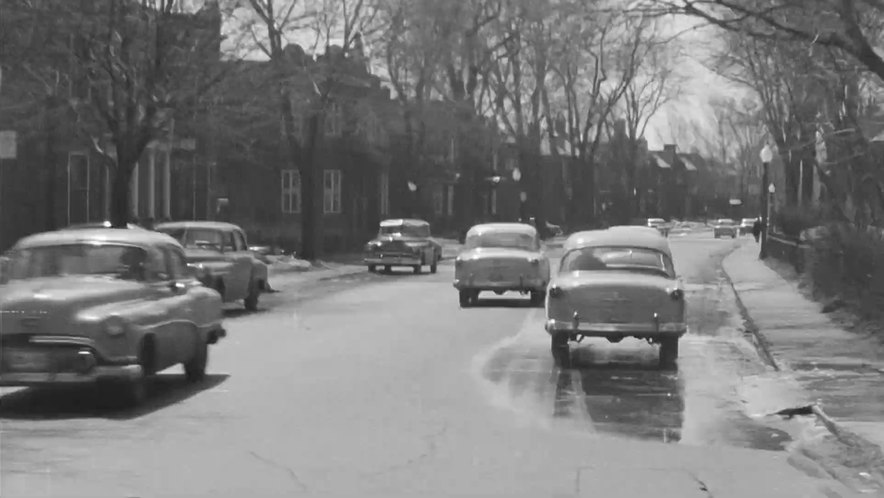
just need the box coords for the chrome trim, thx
[29,336,95,346]
[545,319,686,334]
[365,256,421,265]
[0,364,143,386]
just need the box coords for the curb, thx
[720,248,781,372]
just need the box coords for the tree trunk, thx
[300,114,320,261]
[109,158,133,228]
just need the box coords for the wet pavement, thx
[478,234,807,453]
[0,231,855,497]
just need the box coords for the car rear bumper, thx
[453,277,547,292]
[0,364,143,387]
[365,255,421,266]
[545,319,686,336]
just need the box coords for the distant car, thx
[364,219,442,274]
[527,217,564,237]
[155,221,269,311]
[545,229,686,368]
[454,223,550,307]
[739,218,757,235]
[608,225,665,237]
[0,228,225,407]
[713,219,738,238]
[65,221,146,230]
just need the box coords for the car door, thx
[230,229,255,296]
[163,245,201,363]
[220,229,250,299]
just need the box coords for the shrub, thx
[807,222,884,318]
[775,205,822,238]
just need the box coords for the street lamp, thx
[759,145,773,259]
[512,168,521,182]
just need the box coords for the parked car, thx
[739,218,757,235]
[526,217,564,237]
[545,229,686,369]
[631,218,670,237]
[155,221,269,311]
[713,218,738,238]
[364,219,442,274]
[454,222,550,307]
[0,228,226,407]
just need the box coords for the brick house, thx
[0,1,220,251]
[211,45,400,254]
[644,144,696,220]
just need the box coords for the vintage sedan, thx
[155,221,269,311]
[713,218,738,239]
[454,223,550,307]
[739,218,757,236]
[0,229,225,406]
[364,219,442,274]
[545,229,686,368]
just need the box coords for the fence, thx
[767,231,808,273]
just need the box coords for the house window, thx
[433,185,444,215]
[323,169,342,214]
[379,171,389,216]
[446,185,455,216]
[281,169,301,213]
[324,102,342,137]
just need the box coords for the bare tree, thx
[641,0,884,83]
[3,0,227,227]
[238,0,380,259]
[546,8,657,224]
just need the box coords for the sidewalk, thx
[722,241,884,488]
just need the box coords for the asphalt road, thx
[0,232,854,497]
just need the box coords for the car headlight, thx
[527,257,540,265]
[103,316,127,337]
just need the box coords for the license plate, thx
[4,350,50,372]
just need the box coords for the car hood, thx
[553,270,674,290]
[0,276,149,336]
[183,248,229,263]
[458,247,540,260]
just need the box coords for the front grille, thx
[0,345,95,374]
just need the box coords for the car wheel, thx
[368,265,377,273]
[384,265,392,273]
[551,334,571,368]
[459,289,474,308]
[430,254,438,273]
[659,337,679,369]
[244,280,259,311]
[184,336,208,383]
[530,290,546,307]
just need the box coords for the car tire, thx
[244,280,259,311]
[530,290,546,307]
[368,265,377,273]
[184,336,208,383]
[459,289,474,308]
[551,334,571,368]
[384,265,392,273]
[430,253,438,273]
[659,337,679,369]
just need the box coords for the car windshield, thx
[378,224,430,238]
[466,232,538,251]
[157,227,224,250]
[560,246,674,277]
[5,243,149,281]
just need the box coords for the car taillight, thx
[455,258,463,267]
[670,289,684,301]
[528,257,540,265]
[548,285,563,297]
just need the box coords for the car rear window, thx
[560,246,674,277]
[465,232,538,251]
